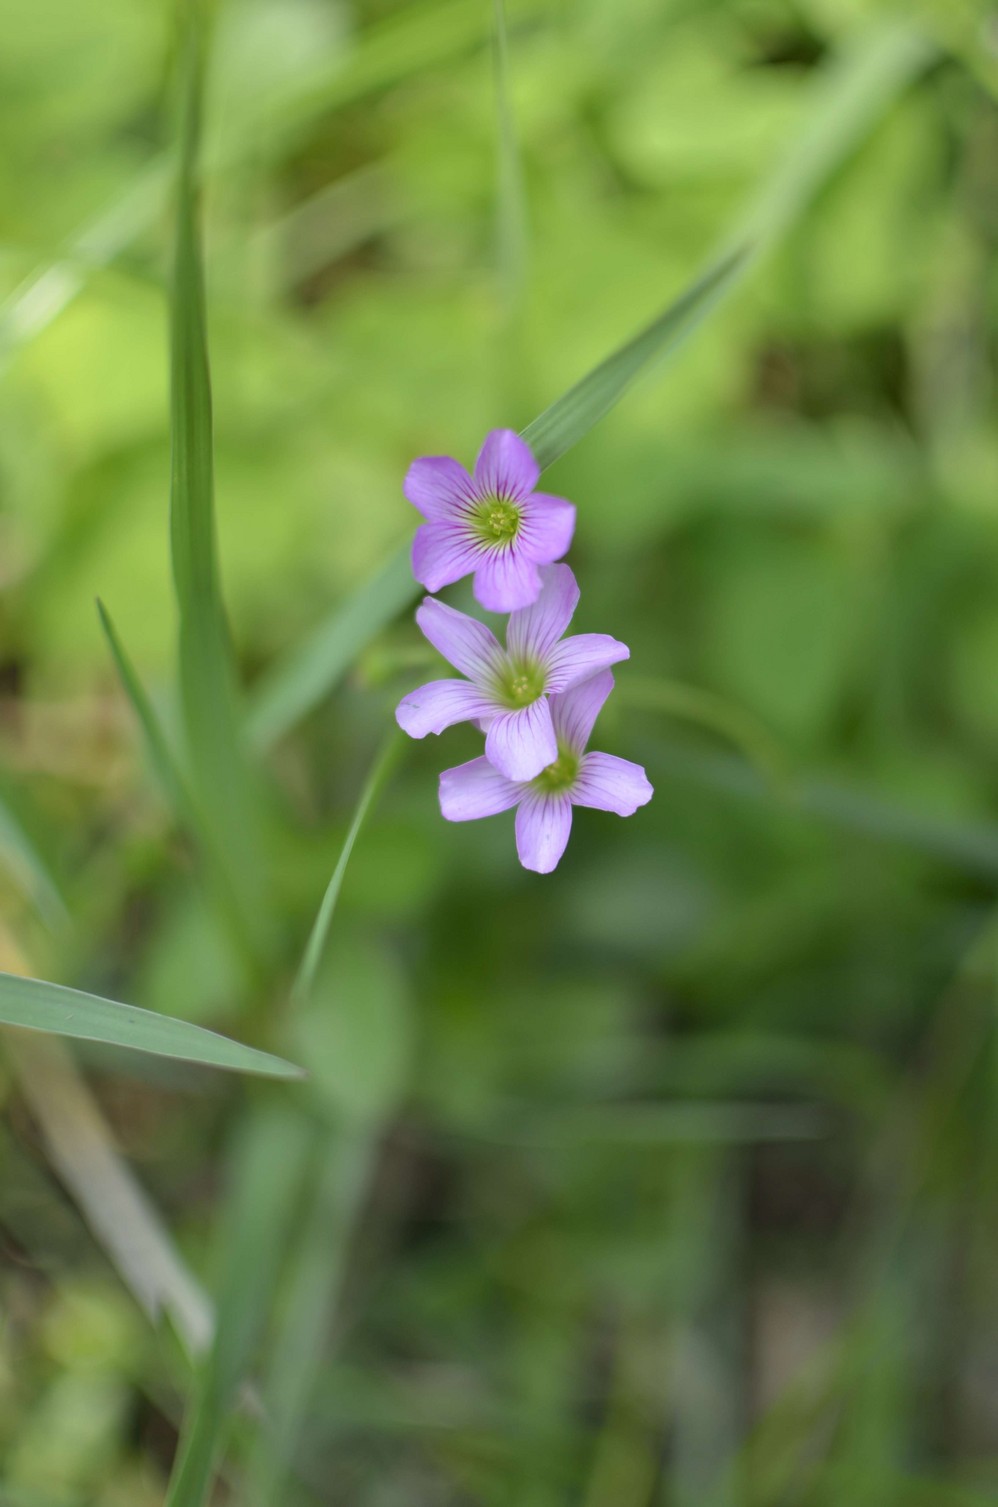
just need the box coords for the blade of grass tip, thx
[7,1032,214,1360]
[99,600,263,976]
[0,971,303,1079]
[293,731,403,1004]
[246,19,932,748]
[521,246,748,472]
[492,0,528,315]
[98,599,199,831]
[620,674,789,788]
[165,1104,314,1507]
[0,775,67,926]
[169,0,271,952]
[245,733,403,1502]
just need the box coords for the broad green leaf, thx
[247,20,931,747]
[165,1105,313,1507]
[169,3,271,951]
[0,972,303,1078]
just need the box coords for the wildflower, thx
[406,429,576,612]
[396,565,628,781]
[438,671,652,872]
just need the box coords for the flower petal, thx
[473,549,542,613]
[404,455,475,520]
[473,429,539,500]
[505,563,579,662]
[549,670,615,753]
[439,757,521,821]
[416,597,504,683]
[572,752,653,815]
[412,523,481,594]
[515,792,573,873]
[484,697,558,782]
[396,680,493,739]
[546,633,629,693]
[517,493,576,565]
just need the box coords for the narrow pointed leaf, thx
[170,3,270,948]
[0,972,303,1079]
[247,546,413,751]
[165,1106,314,1506]
[294,732,403,1003]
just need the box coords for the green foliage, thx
[0,972,302,1077]
[3,0,998,1503]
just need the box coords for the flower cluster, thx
[396,429,652,872]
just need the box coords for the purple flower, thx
[438,671,652,873]
[406,429,576,613]
[395,564,629,782]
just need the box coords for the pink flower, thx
[406,429,576,613]
[396,565,628,782]
[438,671,653,873]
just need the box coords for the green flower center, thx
[470,496,522,546]
[533,746,580,793]
[498,660,546,709]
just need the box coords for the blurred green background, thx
[2,0,998,1502]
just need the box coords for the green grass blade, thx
[246,1127,377,1506]
[247,21,931,748]
[620,675,789,785]
[522,246,747,471]
[492,0,528,314]
[98,600,198,829]
[0,972,303,1079]
[0,776,66,926]
[293,732,403,1003]
[247,546,413,752]
[165,1105,314,1507]
[170,1,270,946]
[8,1033,214,1360]
[99,600,262,972]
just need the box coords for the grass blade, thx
[293,732,402,1003]
[98,599,198,829]
[247,546,413,752]
[0,776,67,926]
[522,246,747,471]
[99,600,264,973]
[492,0,528,314]
[247,21,931,747]
[620,675,789,784]
[170,1,270,948]
[8,1033,214,1359]
[0,972,303,1078]
[246,738,403,1501]
[165,1105,313,1507]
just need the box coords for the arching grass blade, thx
[0,972,303,1078]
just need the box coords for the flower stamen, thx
[470,496,522,547]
